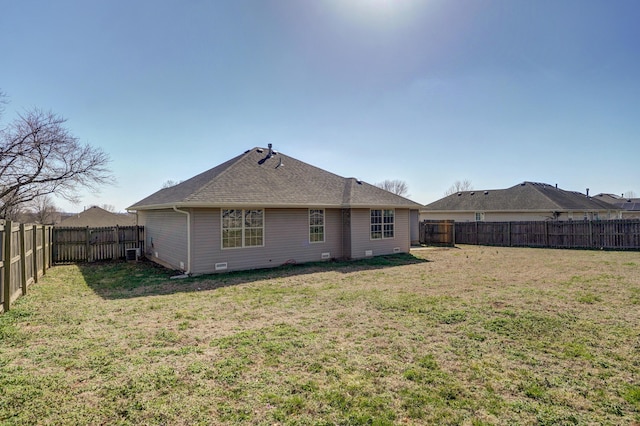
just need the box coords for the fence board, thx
[448,219,640,250]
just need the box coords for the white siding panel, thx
[350,208,411,259]
[191,208,344,274]
[139,209,188,270]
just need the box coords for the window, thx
[221,209,264,248]
[475,212,485,222]
[309,209,324,243]
[371,209,394,239]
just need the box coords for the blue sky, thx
[2,0,639,212]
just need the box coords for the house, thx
[421,182,622,222]
[594,193,640,219]
[58,206,137,227]
[127,146,422,274]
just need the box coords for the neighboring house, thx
[594,193,640,219]
[58,206,137,227]
[127,146,422,274]
[421,182,622,222]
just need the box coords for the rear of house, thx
[130,147,419,274]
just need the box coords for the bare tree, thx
[162,179,182,189]
[444,179,473,196]
[375,179,410,197]
[0,108,112,218]
[28,195,59,224]
[99,203,116,212]
[624,191,636,199]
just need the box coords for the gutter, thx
[172,206,191,275]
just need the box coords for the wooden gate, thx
[419,220,454,246]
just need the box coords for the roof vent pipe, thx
[268,143,273,157]
[586,188,590,198]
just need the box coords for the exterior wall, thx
[138,209,188,271]
[349,208,410,259]
[190,208,344,274]
[420,210,621,222]
[410,209,420,245]
[621,211,640,219]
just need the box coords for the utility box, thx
[126,248,140,261]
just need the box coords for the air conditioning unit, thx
[126,248,140,261]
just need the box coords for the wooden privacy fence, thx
[1,223,144,313]
[1,221,53,313]
[420,220,455,246]
[52,226,145,263]
[452,219,640,250]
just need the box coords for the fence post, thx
[113,226,119,260]
[19,224,27,296]
[33,225,39,283]
[3,220,12,312]
[41,226,47,275]
[86,227,91,262]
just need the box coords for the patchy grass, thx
[1,246,639,425]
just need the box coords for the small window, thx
[309,209,324,243]
[475,212,485,222]
[221,209,264,248]
[371,209,394,239]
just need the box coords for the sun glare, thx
[328,0,426,29]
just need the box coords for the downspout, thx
[173,206,191,275]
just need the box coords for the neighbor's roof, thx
[59,206,136,227]
[594,193,640,211]
[128,147,421,210]
[423,182,621,212]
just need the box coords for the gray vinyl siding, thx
[138,209,188,270]
[349,208,411,259]
[191,208,344,274]
[410,209,419,245]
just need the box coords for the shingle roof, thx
[423,182,620,212]
[594,194,640,211]
[128,147,421,210]
[59,206,136,227]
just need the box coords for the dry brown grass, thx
[1,245,639,425]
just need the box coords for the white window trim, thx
[221,209,265,249]
[475,212,485,222]
[309,209,325,244]
[370,209,395,240]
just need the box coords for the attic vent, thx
[457,193,462,196]
[484,191,489,195]
[470,192,475,195]
[257,148,264,153]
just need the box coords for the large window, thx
[222,209,264,248]
[309,209,325,243]
[371,209,394,239]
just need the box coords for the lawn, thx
[1,245,639,425]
